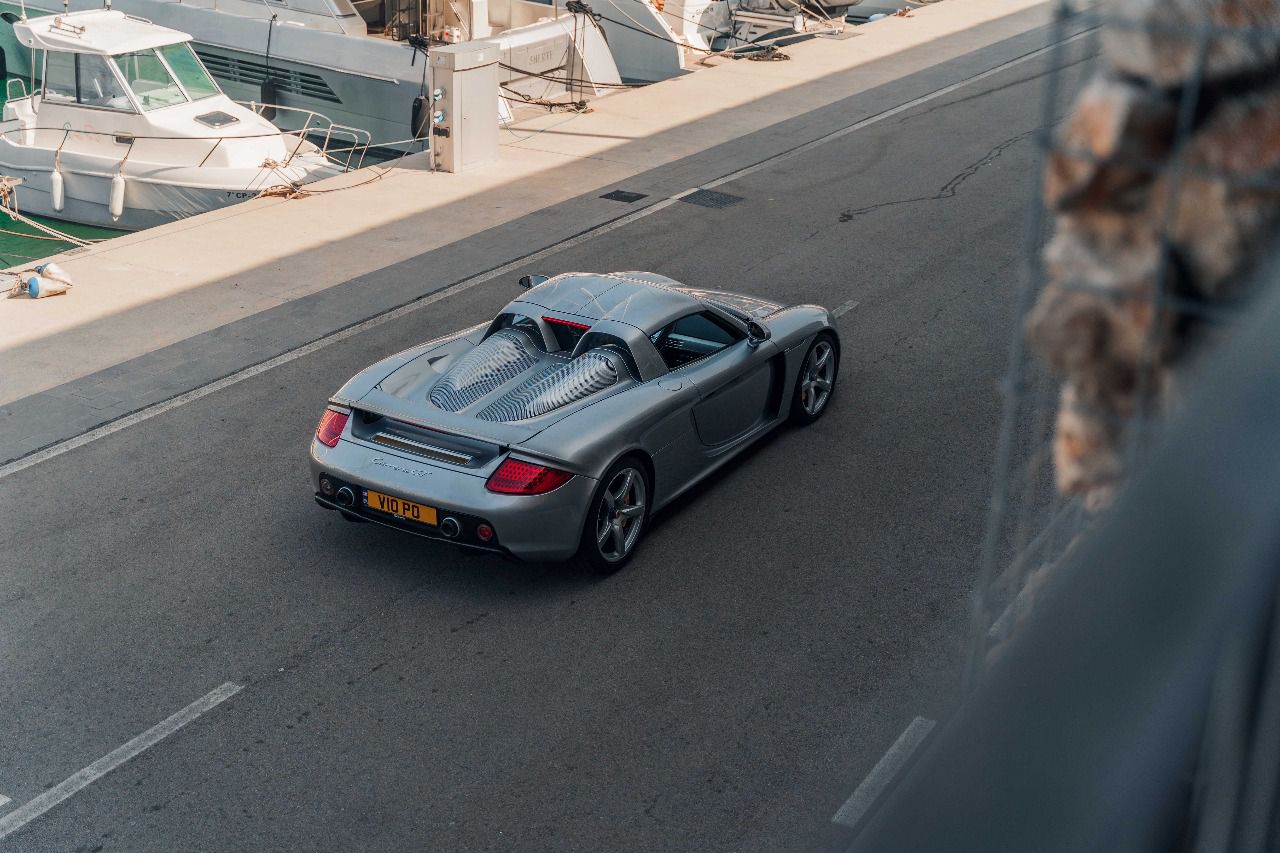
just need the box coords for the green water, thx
[0,213,123,269]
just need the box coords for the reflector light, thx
[486,458,573,495]
[315,408,349,447]
[542,315,590,331]
[476,523,494,542]
[319,475,336,496]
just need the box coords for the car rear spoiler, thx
[337,388,543,450]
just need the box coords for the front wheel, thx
[789,332,839,425]
[579,456,650,575]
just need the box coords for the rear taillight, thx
[315,407,349,447]
[486,458,573,495]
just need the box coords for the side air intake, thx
[477,351,620,422]
[429,329,540,412]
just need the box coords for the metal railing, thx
[238,101,372,170]
[0,92,370,173]
[0,120,355,181]
[970,0,1280,683]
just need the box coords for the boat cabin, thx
[13,9,224,115]
[0,9,305,173]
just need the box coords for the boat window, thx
[113,49,186,110]
[158,43,219,101]
[42,51,134,112]
[42,52,78,105]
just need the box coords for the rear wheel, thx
[789,332,839,425]
[579,456,650,575]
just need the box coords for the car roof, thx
[508,271,704,333]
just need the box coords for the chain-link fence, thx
[968,0,1280,686]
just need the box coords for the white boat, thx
[0,9,354,230]
[0,0,626,149]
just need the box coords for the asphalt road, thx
[0,29,1098,852]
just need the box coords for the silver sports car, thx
[310,271,840,572]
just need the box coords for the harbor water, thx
[0,212,121,269]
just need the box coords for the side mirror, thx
[519,274,550,290]
[747,320,771,347]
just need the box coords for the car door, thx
[652,311,778,449]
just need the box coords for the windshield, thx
[112,49,186,110]
[158,43,219,101]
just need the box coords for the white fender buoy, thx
[27,275,70,298]
[109,173,125,221]
[35,261,71,283]
[50,168,65,212]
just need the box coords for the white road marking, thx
[0,795,11,809]
[832,716,936,830]
[703,27,1097,192]
[0,683,242,840]
[833,299,860,318]
[0,27,1095,481]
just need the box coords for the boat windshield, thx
[112,48,187,110]
[158,43,220,101]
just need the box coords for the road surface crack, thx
[837,129,1036,222]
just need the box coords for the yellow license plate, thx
[365,489,438,525]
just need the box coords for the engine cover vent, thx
[429,329,540,412]
[477,351,619,422]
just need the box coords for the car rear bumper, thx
[314,494,513,556]
[309,438,596,562]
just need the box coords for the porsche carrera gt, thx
[310,271,840,572]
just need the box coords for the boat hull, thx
[0,149,339,230]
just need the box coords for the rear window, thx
[543,316,589,352]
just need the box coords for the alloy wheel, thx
[595,467,647,562]
[800,340,835,416]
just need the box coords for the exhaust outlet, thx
[335,486,355,508]
[439,517,461,538]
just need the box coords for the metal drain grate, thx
[681,189,745,209]
[600,189,648,203]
